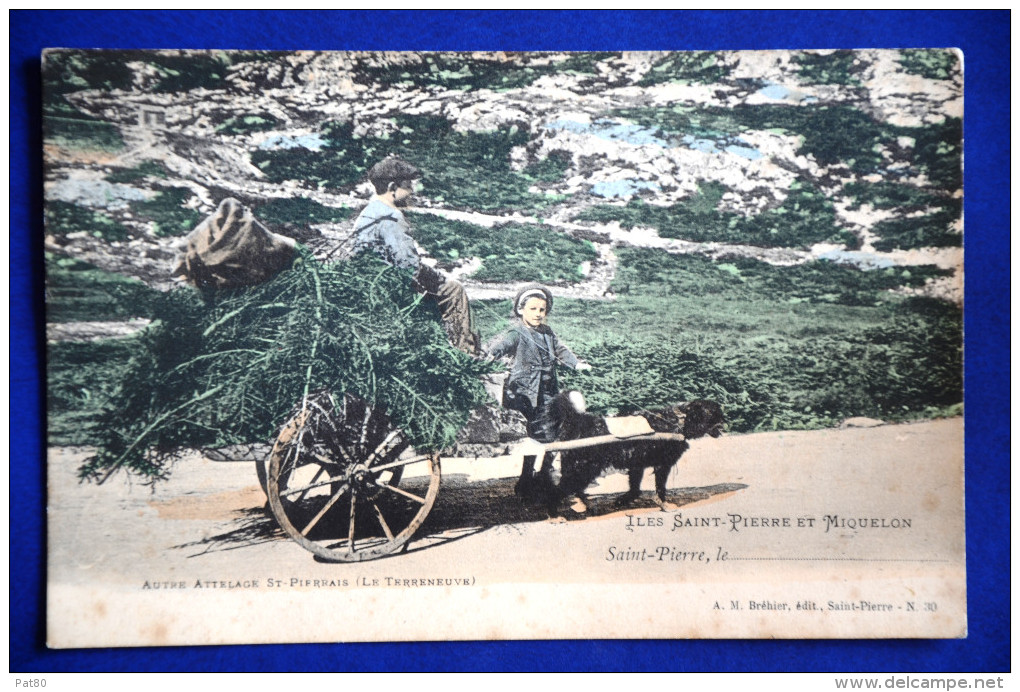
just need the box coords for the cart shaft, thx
[540,432,686,454]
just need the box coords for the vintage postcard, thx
[43,49,964,646]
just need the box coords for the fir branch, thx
[78,253,490,483]
[94,383,225,484]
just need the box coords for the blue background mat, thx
[10,9,1009,672]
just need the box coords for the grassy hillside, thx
[475,250,961,432]
[43,49,964,454]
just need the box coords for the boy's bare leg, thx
[515,455,538,498]
[514,438,547,500]
[568,494,588,514]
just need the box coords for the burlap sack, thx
[172,198,296,289]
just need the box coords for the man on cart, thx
[352,156,480,355]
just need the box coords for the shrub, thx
[794,50,866,85]
[105,160,169,184]
[548,291,961,433]
[144,51,233,93]
[612,247,950,307]
[574,180,856,250]
[409,213,597,282]
[42,49,134,118]
[898,49,962,81]
[843,181,951,211]
[130,187,203,237]
[613,104,961,191]
[521,149,572,183]
[844,180,962,250]
[870,205,963,251]
[558,334,778,432]
[912,117,963,192]
[560,251,961,430]
[45,253,161,322]
[638,51,731,86]
[252,114,566,214]
[253,197,353,226]
[45,201,129,241]
[354,52,619,91]
[216,114,280,135]
[43,116,124,152]
[47,337,142,446]
[787,302,962,420]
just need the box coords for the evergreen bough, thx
[79,250,492,484]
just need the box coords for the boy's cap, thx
[367,156,421,183]
[513,283,554,317]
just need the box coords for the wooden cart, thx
[262,390,687,562]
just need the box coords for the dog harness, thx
[604,415,655,437]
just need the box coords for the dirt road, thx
[47,417,965,645]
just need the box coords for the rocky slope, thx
[44,49,964,316]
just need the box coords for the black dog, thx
[521,391,723,515]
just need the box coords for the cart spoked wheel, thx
[266,391,441,562]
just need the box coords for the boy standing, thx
[485,284,591,504]
[486,284,592,442]
[351,157,478,354]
